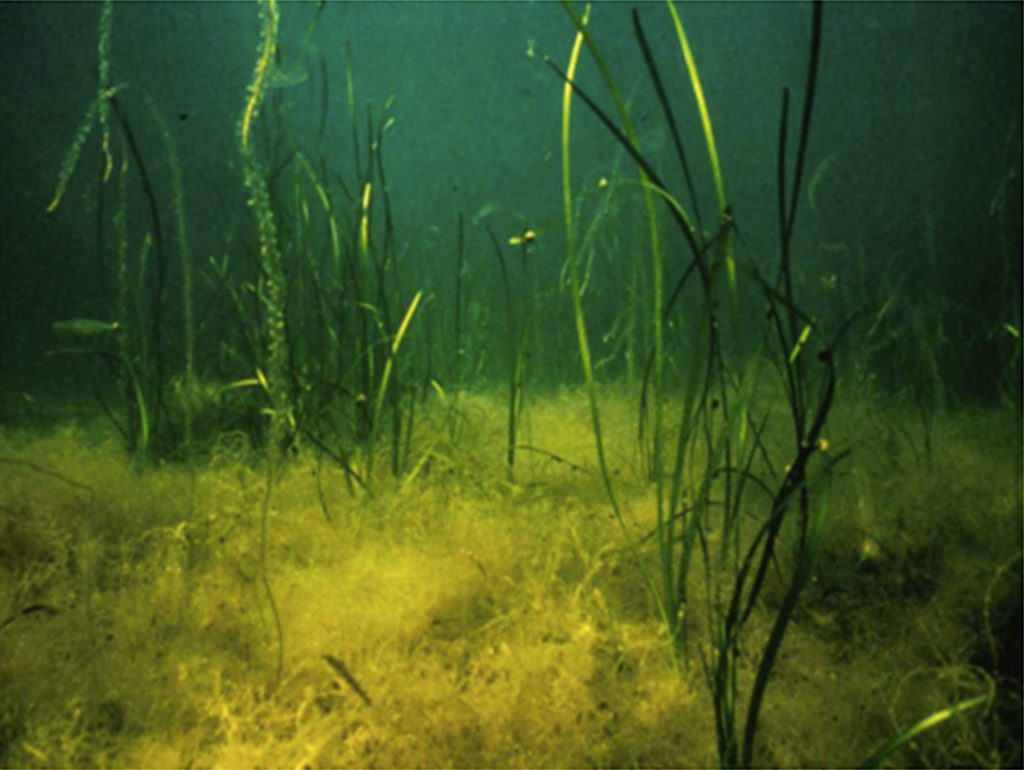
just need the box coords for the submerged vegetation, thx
[0,392,1019,767]
[1,0,1020,767]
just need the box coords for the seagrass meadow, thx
[0,2,1020,768]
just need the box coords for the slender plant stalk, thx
[558,1,621,524]
[556,5,676,664]
[240,0,286,689]
[450,212,465,441]
[486,226,520,479]
[370,290,423,459]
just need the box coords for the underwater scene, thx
[0,1,1020,767]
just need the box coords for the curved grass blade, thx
[858,695,991,770]
[632,7,704,234]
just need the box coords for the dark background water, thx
[0,1,1020,405]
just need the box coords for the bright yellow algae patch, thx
[0,389,1018,767]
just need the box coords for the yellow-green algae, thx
[0,386,1018,768]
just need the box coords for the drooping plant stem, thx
[240,0,287,689]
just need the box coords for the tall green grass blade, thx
[371,289,423,438]
[667,1,726,216]
[558,2,678,640]
[631,7,704,234]
[485,225,519,477]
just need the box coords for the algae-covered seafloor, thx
[0,387,1020,767]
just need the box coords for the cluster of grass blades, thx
[46,0,194,470]
[551,1,994,766]
[233,0,434,686]
[47,0,431,690]
[200,1,426,498]
[484,224,538,482]
[51,0,428,488]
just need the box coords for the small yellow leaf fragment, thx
[509,228,536,247]
[788,324,813,364]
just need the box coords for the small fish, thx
[52,318,121,336]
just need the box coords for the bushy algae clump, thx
[0,390,1019,767]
